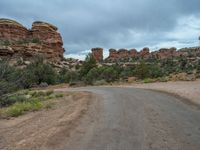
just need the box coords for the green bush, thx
[32,38,41,44]
[23,56,58,87]
[3,40,11,46]
[101,67,118,82]
[134,62,149,79]
[58,68,70,83]
[80,53,96,78]
[0,60,24,96]
[84,68,99,84]
[46,90,54,96]
[55,93,64,98]
[148,64,164,78]
[4,100,42,117]
[143,78,156,83]
[0,95,27,107]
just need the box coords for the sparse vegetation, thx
[0,51,199,118]
[4,100,42,117]
[32,38,41,44]
[0,90,64,117]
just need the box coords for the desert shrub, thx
[93,79,108,86]
[23,56,58,87]
[58,68,70,83]
[120,67,133,79]
[4,100,42,117]
[32,38,41,44]
[84,68,99,84]
[55,93,64,98]
[0,94,27,107]
[46,90,54,96]
[0,60,24,96]
[143,78,156,83]
[101,67,118,82]
[68,71,80,83]
[148,64,164,78]
[3,40,11,46]
[196,61,200,77]
[134,62,149,79]
[80,53,96,78]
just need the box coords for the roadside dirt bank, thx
[0,91,94,150]
[125,80,200,107]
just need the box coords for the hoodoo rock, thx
[106,48,136,62]
[105,46,200,62]
[91,48,103,62]
[0,19,29,42]
[0,18,65,64]
[139,47,150,58]
[151,47,177,59]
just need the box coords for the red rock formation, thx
[129,49,138,57]
[0,19,29,42]
[108,49,118,60]
[139,47,150,58]
[107,48,138,61]
[0,18,64,62]
[106,46,200,62]
[118,49,129,58]
[156,47,176,59]
[91,48,103,62]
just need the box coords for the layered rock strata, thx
[0,18,65,63]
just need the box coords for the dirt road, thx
[1,87,200,150]
[56,87,200,150]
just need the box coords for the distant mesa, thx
[0,18,64,64]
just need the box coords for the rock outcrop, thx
[106,48,150,61]
[105,46,200,62]
[91,48,103,62]
[0,18,64,63]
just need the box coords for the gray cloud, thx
[0,0,200,58]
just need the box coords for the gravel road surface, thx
[57,87,200,150]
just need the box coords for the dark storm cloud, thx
[0,0,200,58]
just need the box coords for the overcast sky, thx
[0,0,200,59]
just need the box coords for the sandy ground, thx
[0,91,94,150]
[123,80,200,106]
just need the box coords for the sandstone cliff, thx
[0,18,65,65]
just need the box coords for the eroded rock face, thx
[105,46,200,62]
[0,18,64,62]
[91,48,103,62]
[152,47,176,59]
[139,47,150,58]
[0,19,29,42]
[106,48,137,62]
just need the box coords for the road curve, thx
[57,87,200,150]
